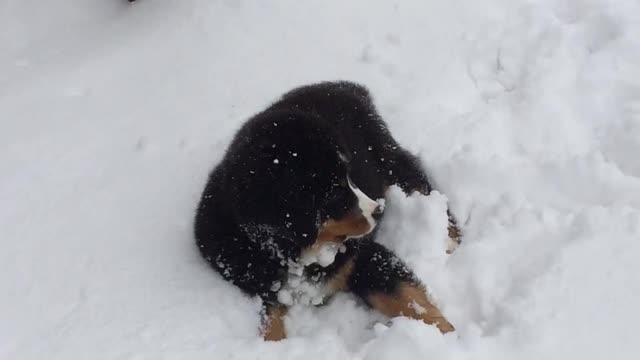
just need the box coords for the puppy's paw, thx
[446,214,462,254]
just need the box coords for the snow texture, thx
[300,242,345,268]
[2,0,640,359]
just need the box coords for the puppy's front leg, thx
[446,209,462,254]
[261,303,288,341]
[387,149,462,254]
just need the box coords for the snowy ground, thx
[2,0,640,359]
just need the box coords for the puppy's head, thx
[230,111,382,252]
[315,170,382,244]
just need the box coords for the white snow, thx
[278,274,326,308]
[2,0,640,359]
[300,242,344,268]
[278,243,344,307]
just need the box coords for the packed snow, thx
[299,242,346,268]
[2,0,640,359]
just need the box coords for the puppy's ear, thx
[227,112,342,250]
[229,157,320,250]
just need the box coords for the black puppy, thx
[195,81,460,340]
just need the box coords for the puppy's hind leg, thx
[368,283,455,333]
[347,241,455,334]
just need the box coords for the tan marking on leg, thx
[325,256,356,293]
[367,283,455,334]
[261,304,288,341]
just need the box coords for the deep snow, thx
[2,0,640,359]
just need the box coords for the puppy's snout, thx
[347,176,383,232]
[371,204,384,221]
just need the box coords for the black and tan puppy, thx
[195,81,460,340]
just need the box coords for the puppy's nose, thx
[371,204,384,221]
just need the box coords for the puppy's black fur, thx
[195,81,455,333]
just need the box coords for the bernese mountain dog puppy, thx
[195,81,460,341]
